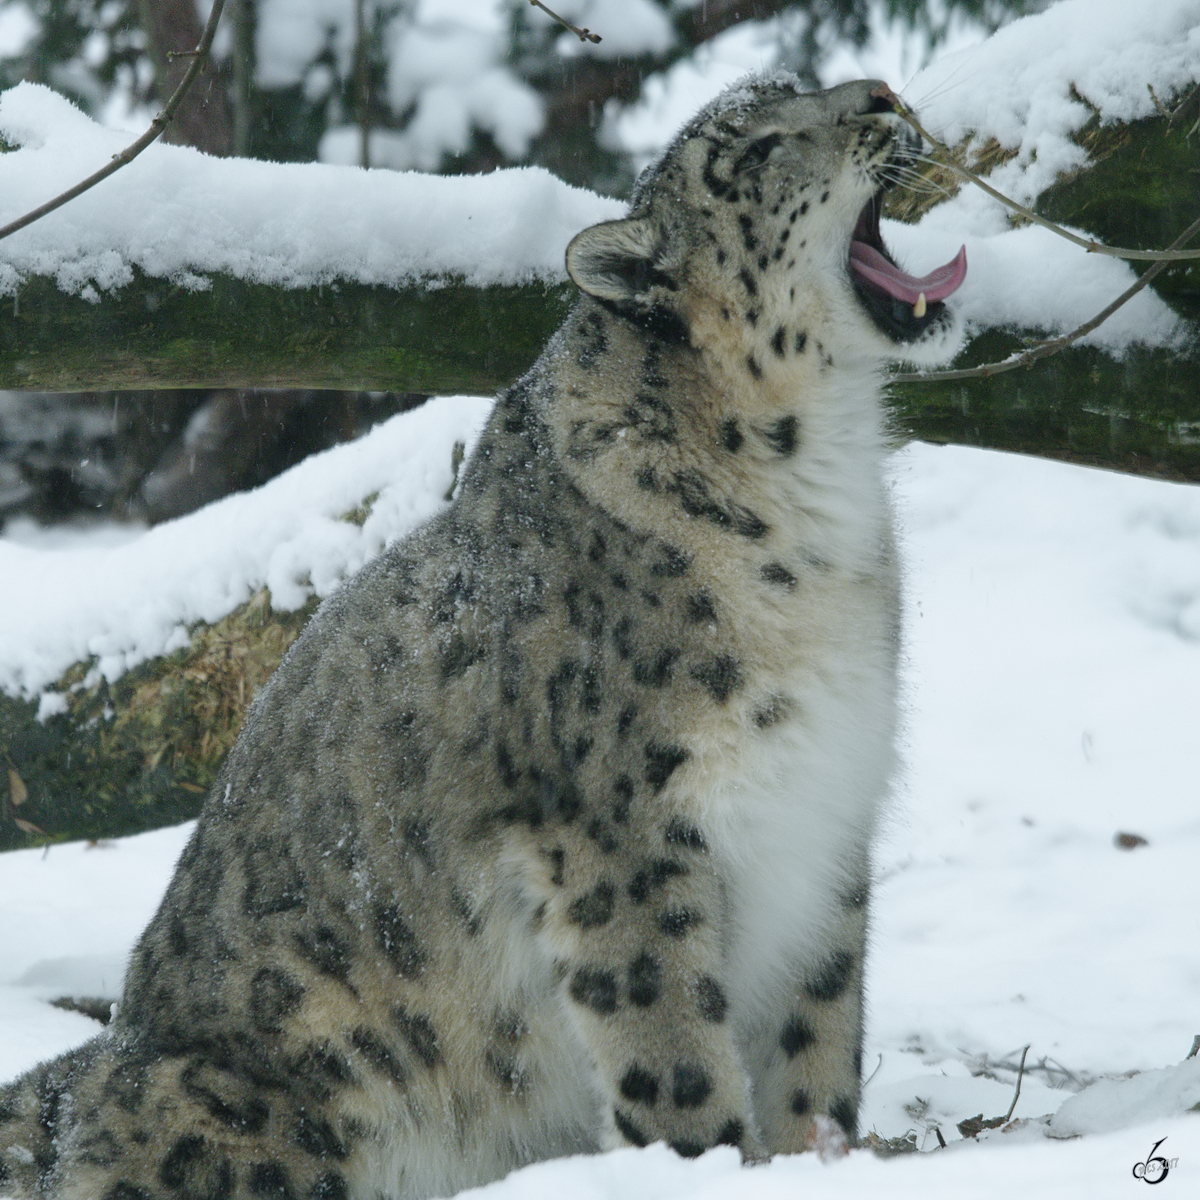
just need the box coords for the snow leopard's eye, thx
[732,133,783,175]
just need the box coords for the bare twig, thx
[862,1053,884,1088]
[1038,1056,1087,1089]
[870,84,1200,262]
[890,213,1200,384]
[1004,1045,1030,1123]
[0,0,227,243]
[529,0,602,44]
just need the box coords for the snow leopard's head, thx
[567,74,966,371]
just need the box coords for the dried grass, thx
[52,587,318,793]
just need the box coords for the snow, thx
[255,0,359,88]
[606,0,1195,354]
[0,83,623,296]
[905,0,1200,204]
[1,0,1194,351]
[0,395,492,698]
[607,2,997,168]
[876,443,1200,1084]
[0,3,37,60]
[257,0,507,87]
[374,1122,1200,1198]
[257,0,546,171]
[3,402,1199,1194]
[604,20,787,170]
[543,0,676,60]
[1050,1061,1200,1138]
[321,22,544,172]
[816,0,993,92]
[0,821,192,1086]
[890,0,1200,350]
[886,220,1184,353]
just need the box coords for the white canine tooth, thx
[913,292,927,319]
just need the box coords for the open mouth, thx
[848,194,967,341]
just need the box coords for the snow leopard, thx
[0,74,965,1200]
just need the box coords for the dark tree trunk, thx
[137,0,233,156]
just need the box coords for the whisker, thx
[888,173,954,199]
[901,56,977,111]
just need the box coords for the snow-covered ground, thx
[2,400,1198,1196]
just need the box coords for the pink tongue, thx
[849,242,967,305]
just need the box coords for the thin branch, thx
[529,0,602,43]
[871,84,1200,262]
[1003,1045,1030,1123]
[890,213,1200,384]
[0,0,227,244]
[862,1053,884,1088]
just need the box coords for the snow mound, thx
[907,0,1200,205]
[892,0,1198,351]
[0,83,624,297]
[1050,1060,1200,1138]
[0,396,493,699]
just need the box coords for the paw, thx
[804,1113,850,1161]
[738,1132,771,1166]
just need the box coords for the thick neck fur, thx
[542,296,895,609]
[533,297,900,1018]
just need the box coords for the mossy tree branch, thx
[0,275,577,394]
[2,267,1198,480]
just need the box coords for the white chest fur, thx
[695,367,898,1028]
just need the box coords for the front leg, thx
[517,805,764,1161]
[747,879,869,1151]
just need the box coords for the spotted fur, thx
[0,74,961,1199]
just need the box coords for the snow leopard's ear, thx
[566,218,665,303]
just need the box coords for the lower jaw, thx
[851,276,944,342]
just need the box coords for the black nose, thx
[864,86,898,115]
